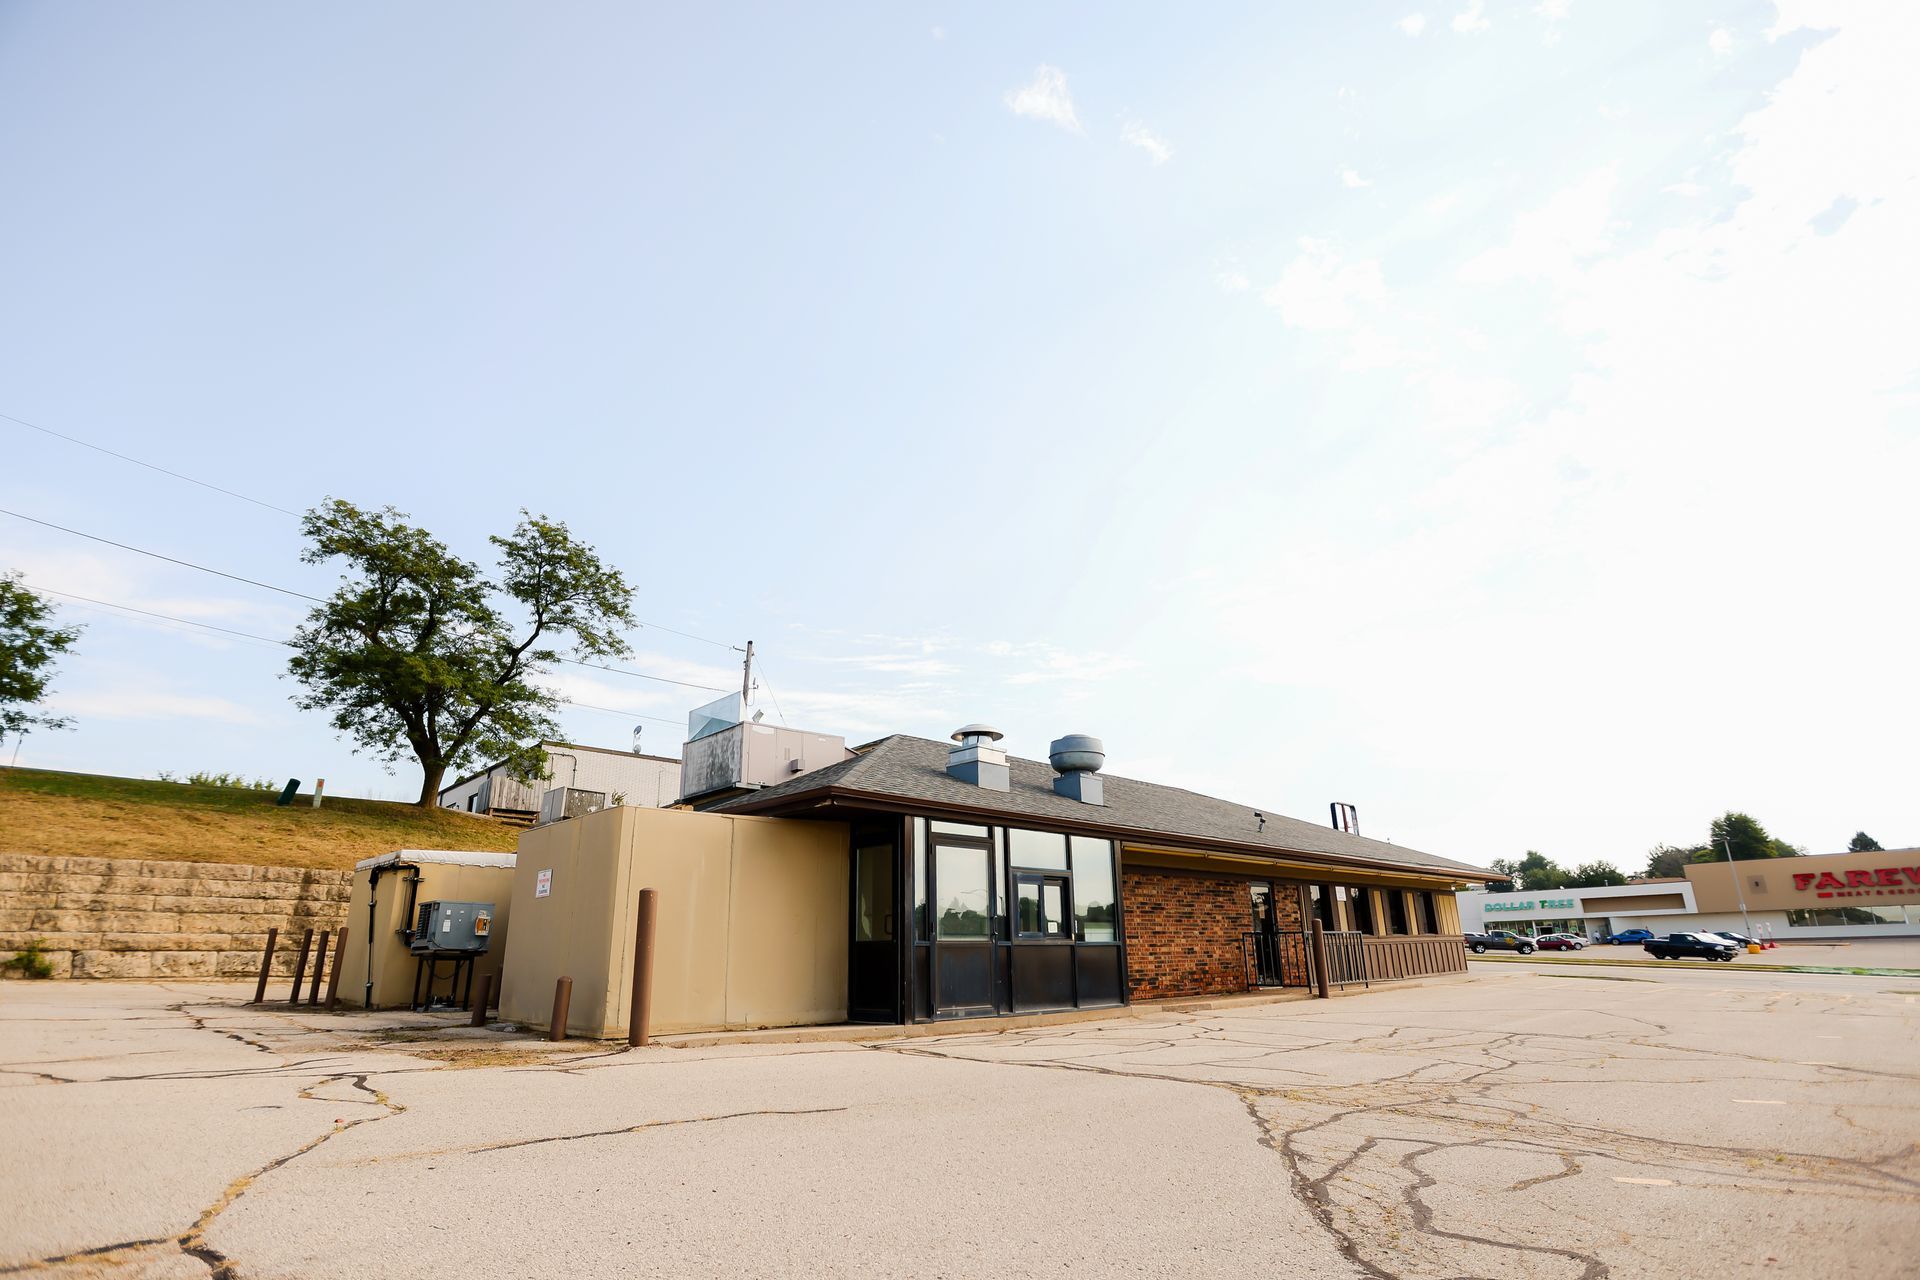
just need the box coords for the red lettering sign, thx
[1905,867,1920,885]
[1816,873,1847,891]
[1846,870,1875,888]
[1875,868,1903,887]
[1793,873,1817,891]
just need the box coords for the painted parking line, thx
[1614,1177,1677,1186]
[1731,1098,1787,1105]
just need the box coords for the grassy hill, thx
[0,767,520,870]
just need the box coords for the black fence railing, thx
[1242,930,1315,989]
[1321,929,1369,989]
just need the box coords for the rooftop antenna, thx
[631,725,644,755]
[741,639,755,705]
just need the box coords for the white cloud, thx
[1263,239,1387,330]
[1424,189,1461,215]
[1215,268,1252,293]
[1536,0,1571,18]
[1340,168,1370,188]
[1004,65,1082,134]
[1120,120,1173,164]
[1452,0,1489,34]
[1397,13,1428,35]
[1457,162,1621,284]
[50,689,268,726]
[1709,27,1734,56]
[931,25,946,41]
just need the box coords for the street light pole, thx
[1723,836,1753,937]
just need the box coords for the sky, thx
[1,1,1915,871]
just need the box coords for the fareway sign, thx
[1795,867,1920,899]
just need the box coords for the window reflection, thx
[935,844,990,939]
[1071,836,1117,942]
[1008,828,1069,870]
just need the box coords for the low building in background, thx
[1459,847,1920,941]
[436,740,681,824]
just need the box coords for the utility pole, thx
[741,640,754,706]
[1723,835,1753,937]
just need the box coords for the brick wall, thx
[1122,867,1238,999]
[0,854,351,980]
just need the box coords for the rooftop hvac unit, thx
[408,900,495,955]
[537,786,607,825]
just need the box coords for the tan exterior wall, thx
[500,806,849,1037]
[1686,848,1920,914]
[335,859,516,1010]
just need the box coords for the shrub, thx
[2,939,55,979]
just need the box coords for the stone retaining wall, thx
[0,853,352,980]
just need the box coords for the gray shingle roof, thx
[715,734,1494,881]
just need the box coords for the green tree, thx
[1566,860,1627,888]
[1705,811,1801,862]
[1848,831,1882,853]
[287,500,635,806]
[1489,850,1569,891]
[1644,844,1703,879]
[0,573,82,744]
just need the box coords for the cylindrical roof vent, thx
[1048,734,1105,773]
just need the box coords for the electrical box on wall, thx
[409,900,495,955]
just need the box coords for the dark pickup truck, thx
[1643,932,1739,961]
[1464,930,1536,955]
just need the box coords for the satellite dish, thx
[751,709,766,723]
[631,726,644,754]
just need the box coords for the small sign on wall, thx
[536,868,552,898]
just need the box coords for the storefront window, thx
[1416,891,1439,934]
[1347,886,1375,934]
[1008,828,1069,870]
[912,823,927,940]
[1071,836,1117,942]
[931,821,990,839]
[934,843,991,939]
[1386,890,1410,935]
[1787,905,1914,927]
[854,843,893,942]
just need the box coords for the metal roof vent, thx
[1049,734,1105,805]
[948,724,1009,792]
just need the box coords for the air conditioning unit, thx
[537,786,607,825]
[408,900,495,955]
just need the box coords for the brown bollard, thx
[323,927,349,1012]
[287,928,313,1004]
[627,888,658,1048]
[469,974,493,1028]
[1310,919,1331,1000]
[548,976,572,1042]
[306,930,330,1005]
[250,928,279,1004]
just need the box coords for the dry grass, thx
[0,767,518,870]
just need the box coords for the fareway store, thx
[1458,847,1920,941]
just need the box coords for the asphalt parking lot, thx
[3,966,1916,1279]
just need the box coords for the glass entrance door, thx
[1249,881,1283,986]
[848,830,900,1023]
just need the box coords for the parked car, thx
[1643,932,1739,961]
[1464,930,1536,955]
[1709,931,1757,948]
[1606,928,1655,945]
[1535,934,1585,951]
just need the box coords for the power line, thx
[5,513,734,692]
[30,586,293,648]
[1,410,305,517]
[23,582,696,730]
[560,699,688,729]
[0,508,326,602]
[561,657,728,693]
[3,411,746,653]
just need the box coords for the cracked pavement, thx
[2,967,1916,1278]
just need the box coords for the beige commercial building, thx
[498,806,848,1038]
[335,850,518,1010]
